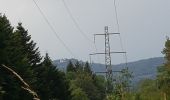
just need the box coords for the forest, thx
[0,14,170,100]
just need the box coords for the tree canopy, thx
[0,15,71,100]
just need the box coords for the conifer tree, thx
[157,37,170,100]
[35,53,71,100]
[67,61,75,72]
[14,23,41,67]
[6,23,41,91]
[75,61,82,72]
[0,14,13,99]
[0,16,35,100]
[84,62,92,74]
[0,14,13,65]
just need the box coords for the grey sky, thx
[0,0,169,64]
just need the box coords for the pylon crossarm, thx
[95,70,122,74]
[94,33,120,36]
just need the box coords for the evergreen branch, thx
[1,64,40,100]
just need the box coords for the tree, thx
[0,14,13,100]
[66,61,106,100]
[0,14,73,100]
[93,75,106,100]
[3,23,43,99]
[6,23,36,83]
[111,67,133,100]
[0,14,13,65]
[66,61,75,72]
[71,88,89,100]
[35,53,71,100]
[157,37,170,100]
[74,61,82,72]
[13,23,41,67]
[0,65,40,100]
[137,79,161,100]
[0,15,35,100]
[84,62,92,74]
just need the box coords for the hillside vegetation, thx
[54,57,164,85]
[0,14,170,100]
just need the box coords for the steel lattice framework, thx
[90,26,126,93]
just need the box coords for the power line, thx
[62,0,101,64]
[113,0,128,66]
[62,0,99,52]
[62,0,93,43]
[32,0,76,58]
[113,0,120,32]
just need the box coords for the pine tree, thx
[75,61,82,72]
[0,14,13,65]
[14,23,41,67]
[84,62,92,74]
[67,61,75,72]
[157,37,170,100]
[0,14,13,99]
[73,71,101,100]
[35,53,71,100]
[0,15,33,100]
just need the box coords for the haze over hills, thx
[53,57,164,84]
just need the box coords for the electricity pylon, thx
[90,26,126,93]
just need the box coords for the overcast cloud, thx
[0,0,169,64]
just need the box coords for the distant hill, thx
[53,58,82,71]
[53,57,164,84]
[115,57,165,84]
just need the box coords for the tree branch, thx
[1,64,40,100]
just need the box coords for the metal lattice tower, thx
[104,26,112,81]
[90,26,126,93]
[104,26,113,92]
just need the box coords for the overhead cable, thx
[32,0,76,58]
[62,0,101,64]
[113,0,128,66]
[62,0,93,43]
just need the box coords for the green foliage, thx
[75,61,82,71]
[14,23,41,66]
[66,60,75,72]
[3,13,170,100]
[120,38,170,100]
[93,75,106,99]
[84,62,92,74]
[0,15,11,99]
[75,72,101,100]
[0,15,71,100]
[67,62,133,100]
[0,15,34,100]
[71,88,89,100]
[66,61,106,100]
[157,37,170,99]
[0,14,13,65]
[106,79,161,100]
[136,79,161,100]
[34,53,71,100]
[112,67,133,100]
